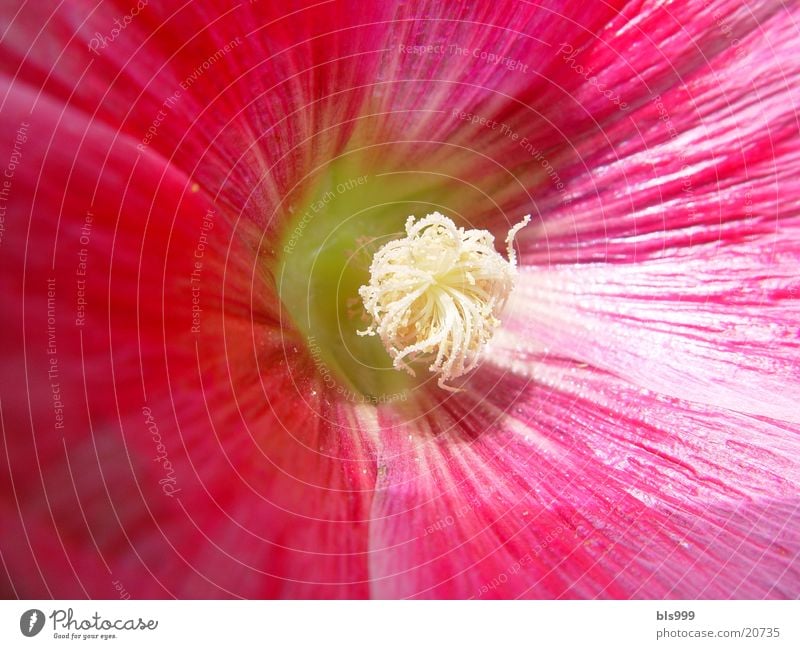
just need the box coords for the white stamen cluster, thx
[358,211,530,390]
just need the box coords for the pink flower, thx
[1,0,799,598]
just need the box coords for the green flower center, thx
[275,144,523,400]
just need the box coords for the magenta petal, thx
[0,71,380,597]
[0,1,399,236]
[2,0,799,600]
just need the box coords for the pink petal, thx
[498,230,800,423]
[492,2,800,422]
[517,1,800,261]
[369,362,800,598]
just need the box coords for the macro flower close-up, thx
[1,0,800,600]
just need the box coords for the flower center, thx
[358,212,530,390]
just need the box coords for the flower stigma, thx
[358,212,531,390]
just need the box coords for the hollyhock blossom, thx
[1,0,799,599]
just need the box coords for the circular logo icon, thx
[20,609,45,637]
